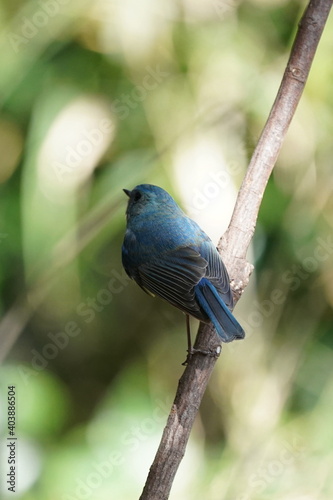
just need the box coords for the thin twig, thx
[139,1,333,499]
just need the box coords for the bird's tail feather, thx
[195,279,245,342]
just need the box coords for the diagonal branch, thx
[139,1,333,499]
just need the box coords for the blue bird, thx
[122,184,245,353]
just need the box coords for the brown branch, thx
[139,1,333,499]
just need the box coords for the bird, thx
[122,184,245,356]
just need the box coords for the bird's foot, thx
[181,346,221,366]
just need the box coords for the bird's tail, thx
[195,278,245,342]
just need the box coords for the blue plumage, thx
[122,184,245,343]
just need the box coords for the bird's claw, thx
[181,346,221,366]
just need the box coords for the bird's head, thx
[123,184,181,221]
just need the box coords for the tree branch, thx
[139,1,333,499]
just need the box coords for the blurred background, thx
[0,0,333,498]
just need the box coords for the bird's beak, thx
[123,189,132,198]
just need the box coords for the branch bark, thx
[139,1,333,499]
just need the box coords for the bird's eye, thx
[133,191,142,202]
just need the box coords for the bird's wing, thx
[197,240,234,309]
[136,246,208,319]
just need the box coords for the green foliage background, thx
[0,0,333,499]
